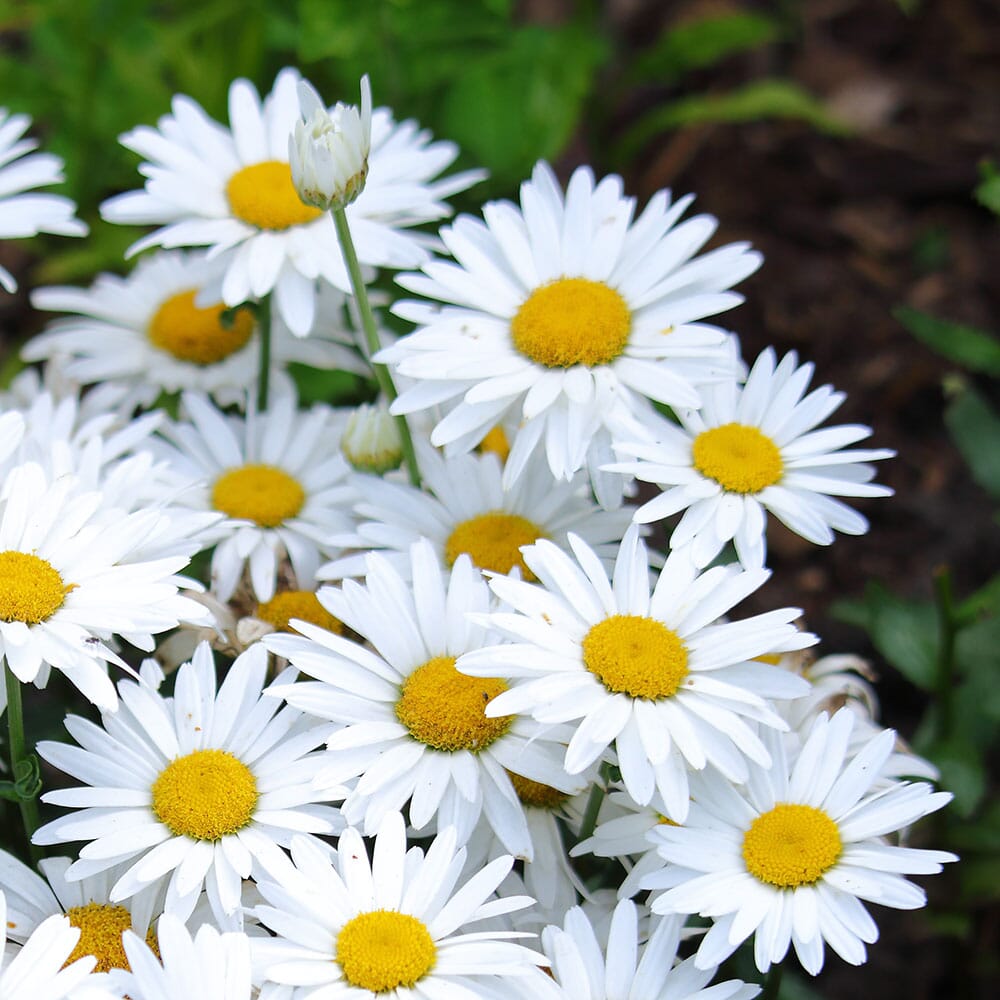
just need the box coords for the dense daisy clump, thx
[0,65,954,1000]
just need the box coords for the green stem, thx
[577,763,610,842]
[4,666,43,866]
[761,963,783,1000]
[256,294,272,411]
[331,206,420,487]
[933,566,957,742]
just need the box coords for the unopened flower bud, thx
[341,402,403,474]
[289,75,372,211]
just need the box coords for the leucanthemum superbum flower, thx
[100,68,483,336]
[0,891,111,1000]
[265,540,579,857]
[0,461,210,710]
[320,440,633,580]
[0,108,87,292]
[26,250,369,407]
[152,390,355,601]
[608,348,894,568]
[533,900,760,1000]
[32,644,344,926]
[457,524,815,821]
[109,915,252,1000]
[0,848,165,979]
[252,812,546,999]
[644,707,956,974]
[379,160,759,502]
[289,76,371,211]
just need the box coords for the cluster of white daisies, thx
[0,68,954,1000]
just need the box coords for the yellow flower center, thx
[211,464,305,528]
[507,772,570,810]
[336,910,436,993]
[395,656,512,753]
[692,423,784,494]
[742,803,842,888]
[444,511,545,580]
[151,748,258,841]
[226,160,324,230]
[64,903,158,973]
[478,425,511,463]
[511,277,631,368]
[754,653,784,665]
[0,551,71,624]
[147,290,255,365]
[256,590,344,635]
[582,614,689,700]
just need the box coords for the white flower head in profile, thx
[290,76,372,211]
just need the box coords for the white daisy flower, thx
[571,785,692,901]
[645,707,956,974]
[152,391,355,602]
[320,441,633,580]
[609,348,895,568]
[0,848,164,977]
[0,461,210,710]
[100,68,483,336]
[289,76,371,211]
[32,643,344,926]
[0,892,104,1000]
[379,160,760,500]
[109,914,252,1000]
[535,900,760,1000]
[0,108,87,292]
[264,540,578,856]
[25,250,369,407]
[457,524,815,821]
[252,812,545,998]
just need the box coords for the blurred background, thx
[0,0,997,996]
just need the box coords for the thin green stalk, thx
[933,566,957,742]
[4,666,43,866]
[256,294,272,411]
[577,763,611,842]
[331,206,420,487]
[761,962,784,1000]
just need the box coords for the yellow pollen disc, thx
[336,910,436,993]
[511,277,631,368]
[692,423,784,494]
[478,425,511,463]
[395,656,512,753]
[655,813,680,826]
[754,653,784,666]
[444,511,545,580]
[211,464,305,528]
[742,803,842,888]
[147,290,254,365]
[256,590,344,635]
[151,749,258,841]
[582,614,689,700]
[0,551,70,624]
[226,160,323,230]
[64,902,157,973]
[507,771,569,810]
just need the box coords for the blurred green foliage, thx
[0,0,834,280]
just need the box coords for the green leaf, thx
[895,306,1000,376]
[975,160,1000,216]
[944,387,1000,497]
[831,583,939,690]
[620,79,847,160]
[958,572,1000,621]
[440,25,609,190]
[929,738,987,816]
[629,11,780,85]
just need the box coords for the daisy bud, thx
[289,75,372,211]
[341,401,403,474]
